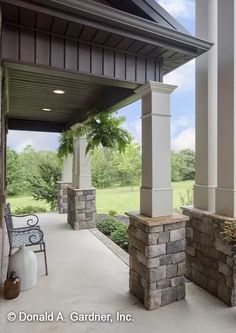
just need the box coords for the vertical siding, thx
[20,28,35,63]
[146,59,155,81]
[2,25,19,60]
[103,49,114,77]
[157,60,163,82]
[136,57,145,83]
[51,36,64,68]
[91,45,102,75]
[78,43,90,73]
[2,24,162,84]
[65,39,77,70]
[115,52,125,80]
[36,32,50,66]
[126,54,136,82]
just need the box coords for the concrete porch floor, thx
[1,213,236,333]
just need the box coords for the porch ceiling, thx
[5,63,136,132]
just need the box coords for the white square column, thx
[135,81,177,217]
[216,0,236,217]
[72,136,92,189]
[194,0,218,211]
[68,137,96,229]
[215,0,236,217]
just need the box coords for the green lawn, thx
[7,180,194,214]
[7,195,50,212]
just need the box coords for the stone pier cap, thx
[126,212,190,228]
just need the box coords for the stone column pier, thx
[67,137,96,230]
[128,213,188,310]
[128,81,189,310]
[58,155,72,213]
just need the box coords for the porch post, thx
[194,0,217,211]
[72,137,91,189]
[58,155,72,214]
[67,137,96,229]
[128,81,189,310]
[215,0,236,217]
[136,81,176,217]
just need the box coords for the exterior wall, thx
[67,187,96,230]
[58,182,72,214]
[0,65,8,285]
[128,213,188,310]
[2,24,161,85]
[183,207,236,306]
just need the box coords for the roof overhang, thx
[3,0,213,74]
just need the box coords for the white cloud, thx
[172,128,195,151]
[122,118,141,143]
[7,130,59,152]
[164,59,195,92]
[157,0,194,19]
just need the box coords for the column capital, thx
[135,81,177,97]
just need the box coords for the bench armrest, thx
[11,227,44,245]
[12,214,39,227]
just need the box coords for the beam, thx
[3,62,139,90]
[8,118,65,132]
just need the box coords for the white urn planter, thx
[9,246,37,291]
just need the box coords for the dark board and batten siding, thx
[2,24,162,84]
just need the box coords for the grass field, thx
[7,180,194,214]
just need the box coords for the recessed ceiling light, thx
[53,89,65,94]
[42,108,51,112]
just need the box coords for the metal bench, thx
[5,203,48,275]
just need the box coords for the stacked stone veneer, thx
[67,187,96,230]
[183,207,236,306]
[128,213,189,310]
[58,182,72,214]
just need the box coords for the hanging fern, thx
[58,112,131,158]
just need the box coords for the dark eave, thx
[105,0,189,34]
[3,0,212,62]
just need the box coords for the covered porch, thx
[1,213,236,333]
[2,0,236,321]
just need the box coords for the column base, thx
[67,187,96,230]
[58,182,72,214]
[215,187,236,217]
[127,212,189,310]
[183,206,236,306]
[140,187,173,217]
[194,184,216,212]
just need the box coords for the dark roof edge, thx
[141,0,189,34]
[4,0,213,56]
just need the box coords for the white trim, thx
[135,81,177,97]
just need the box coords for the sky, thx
[8,0,195,153]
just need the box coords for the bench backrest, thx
[5,203,14,242]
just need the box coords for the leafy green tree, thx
[178,149,195,180]
[7,148,23,195]
[18,145,40,193]
[171,149,195,182]
[91,148,116,188]
[171,151,182,182]
[28,157,61,210]
[58,111,131,158]
[113,142,141,190]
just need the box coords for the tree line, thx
[7,143,195,196]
